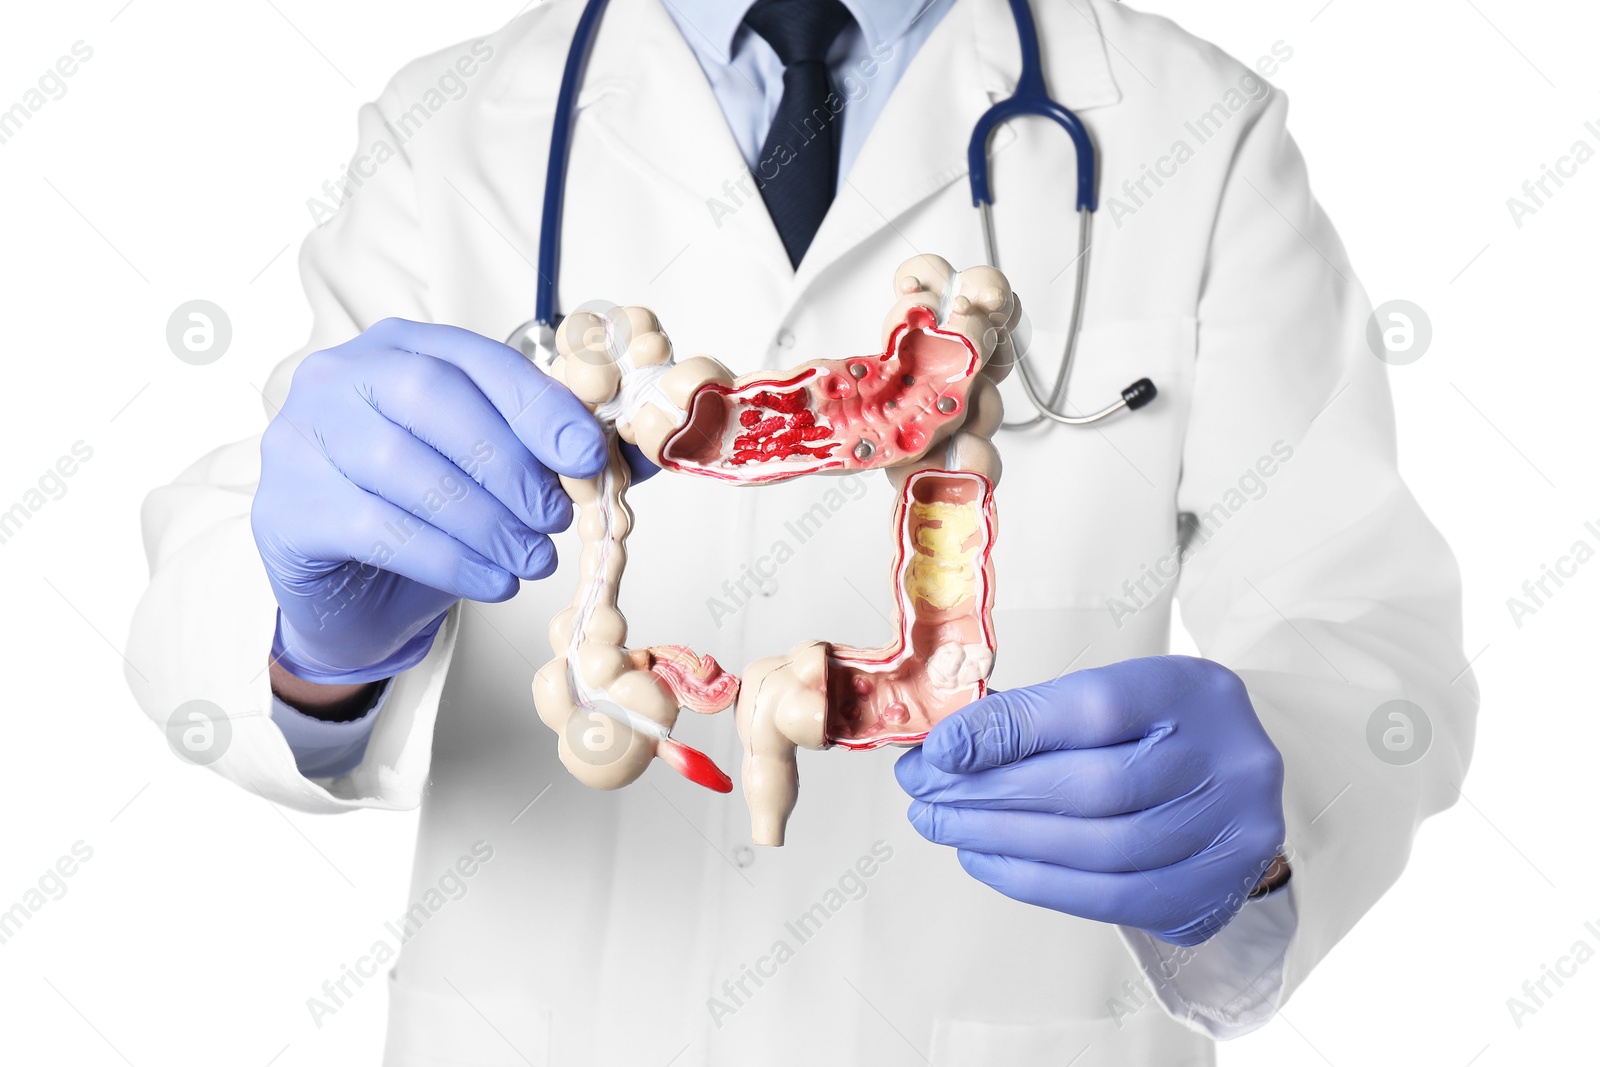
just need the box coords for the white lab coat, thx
[126,1,1476,1064]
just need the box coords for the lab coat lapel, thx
[791,0,1122,297]
[477,0,1125,349]
[577,0,794,287]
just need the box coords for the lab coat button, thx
[757,577,778,597]
[733,845,756,868]
[775,329,796,350]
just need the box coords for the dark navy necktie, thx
[743,0,857,268]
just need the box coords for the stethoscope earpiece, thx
[1122,378,1158,411]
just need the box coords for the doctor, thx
[128,0,1475,1064]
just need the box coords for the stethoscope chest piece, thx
[970,0,1156,430]
[506,317,559,368]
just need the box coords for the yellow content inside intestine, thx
[907,501,980,611]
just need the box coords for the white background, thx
[0,1,1594,1064]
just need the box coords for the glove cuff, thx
[271,610,448,686]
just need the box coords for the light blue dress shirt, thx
[272,0,957,778]
[271,681,391,778]
[662,0,957,191]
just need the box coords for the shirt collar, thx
[663,0,927,62]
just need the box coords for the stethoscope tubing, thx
[517,0,1156,429]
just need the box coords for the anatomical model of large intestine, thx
[533,255,1015,845]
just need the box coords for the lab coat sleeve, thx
[1117,89,1478,1037]
[271,688,387,779]
[125,76,462,814]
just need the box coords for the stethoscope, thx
[506,0,1156,432]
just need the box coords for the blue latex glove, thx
[252,318,620,685]
[895,656,1286,946]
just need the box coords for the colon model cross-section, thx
[534,255,1017,845]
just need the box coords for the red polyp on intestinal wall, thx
[730,389,838,466]
[658,309,983,485]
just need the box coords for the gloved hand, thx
[895,656,1286,946]
[252,318,612,685]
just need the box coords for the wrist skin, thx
[1250,854,1292,898]
[268,656,384,723]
